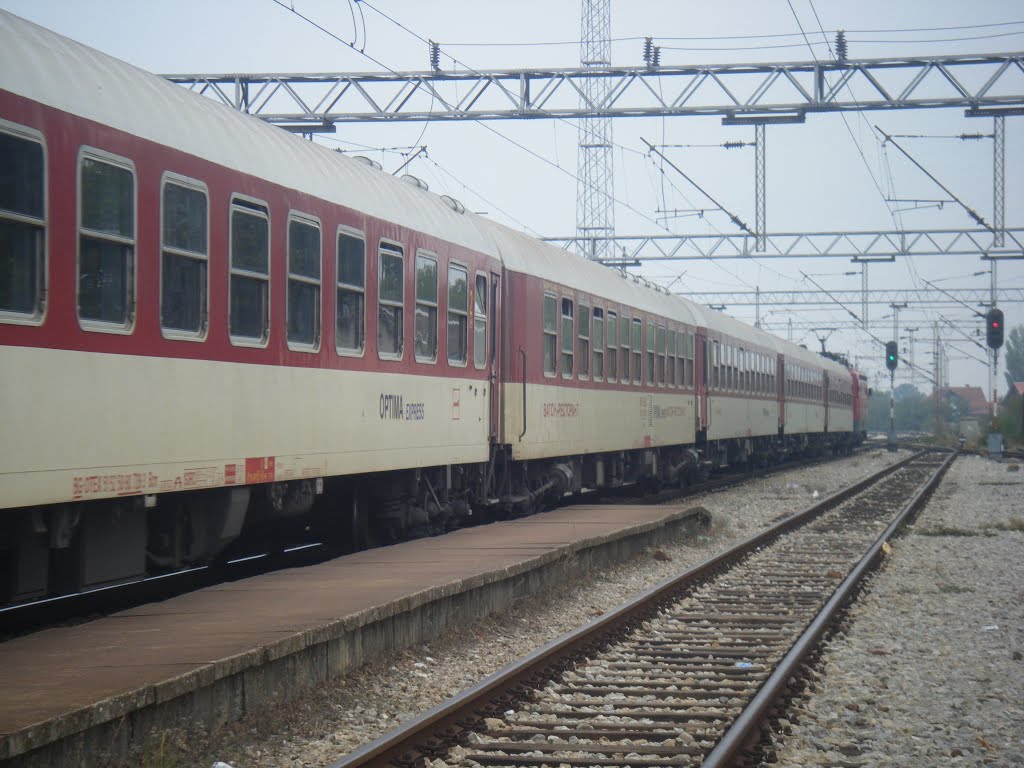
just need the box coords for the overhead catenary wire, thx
[642,138,752,234]
[875,127,992,230]
[800,271,938,385]
[436,20,1024,48]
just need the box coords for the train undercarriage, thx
[0,430,859,608]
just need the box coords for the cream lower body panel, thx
[707,396,778,441]
[505,383,696,462]
[783,404,826,434]
[0,346,489,508]
[830,408,854,433]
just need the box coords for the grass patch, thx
[915,525,985,537]
[938,584,974,594]
[137,732,188,768]
[981,516,1024,533]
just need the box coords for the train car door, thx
[776,354,785,432]
[695,328,708,432]
[487,271,503,443]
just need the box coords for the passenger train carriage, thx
[0,11,864,604]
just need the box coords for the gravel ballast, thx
[764,454,1024,767]
[131,450,907,768]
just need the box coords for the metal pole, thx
[861,262,869,330]
[933,321,941,437]
[906,327,918,389]
[889,369,896,450]
[755,123,766,252]
[994,115,1005,248]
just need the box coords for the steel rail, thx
[327,449,930,768]
[701,448,956,767]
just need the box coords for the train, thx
[0,10,868,605]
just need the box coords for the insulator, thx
[643,36,653,65]
[835,30,848,62]
[429,40,440,71]
[651,45,661,68]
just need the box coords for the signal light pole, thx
[986,306,1005,457]
[885,340,898,451]
[887,303,907,451]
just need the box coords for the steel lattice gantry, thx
[679,287,1024,307]
[541,227,1024,261]
[163,52,1024,125]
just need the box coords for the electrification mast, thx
[577,0,615,260]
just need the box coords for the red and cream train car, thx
[0,11,859,604]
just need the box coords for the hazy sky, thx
[4,0,1022,392]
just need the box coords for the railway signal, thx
[885,341,899,371]
[985,307,1004,349]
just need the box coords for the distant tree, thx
[1005,325,1024,391]
[866,383,937,432]
[998,389,1023,445]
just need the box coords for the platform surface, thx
[0,503,691,739]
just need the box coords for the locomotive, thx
[0,11,867,605]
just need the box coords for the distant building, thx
[941,386,990,437]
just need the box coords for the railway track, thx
[329,449,953,768]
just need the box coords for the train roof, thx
[0,10,497,260]
[472,218,705,326]
[1,11,854,378]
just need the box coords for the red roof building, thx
[943,386,991,419]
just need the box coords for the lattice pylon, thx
[576,0,615,260]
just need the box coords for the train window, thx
[688,333,696,387]
[656,325,666,386]
[78,152,135,330]
[0,124,45,322]
[619,314,630,383]
[160,177,208,338]
[677,331,686,387]
[447,262,469,365]
[592,307,604,381]
[667,329,676,387]
[378,242,405,358]
[287,215,321,350]
[336,229,366,355]
[543,293,557,375]
[709,341,716,389]
[632,318,642,384]
[473,273,487,369]
[711,340,720,389]
[414,252,438,363]
[577,303,590,379]
[561,298,574,377]
[606,310,617,381]
[228,197,269,344]
[646,322,656,385]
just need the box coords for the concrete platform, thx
[0,503,708,767]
